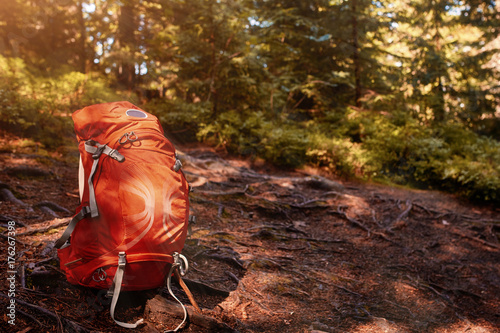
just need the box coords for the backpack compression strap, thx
[107,252,189,331]
[54,140,124,249]
[107,252,144,328]
[165,252,189,333]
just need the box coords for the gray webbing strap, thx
[106,253,188,330]
[84,141,125,162]
[55,141,125,248]
[109,252,144,328]
[164,252,189,333]
[84,141,125,217]
[87,157,100,217]
[54,206,90,249]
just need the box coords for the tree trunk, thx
[117,0,137,90]
[77,0,86,73]
[432,3,445,123]
[352,0,362,108]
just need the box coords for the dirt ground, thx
[0,130,499,333]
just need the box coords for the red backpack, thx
[56,101,190,329]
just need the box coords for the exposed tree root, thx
[0,233,29,245]
[3,165,52,179]
[0,214,26,226]
[393,199,413,225]
[180,278,231,297]
[0,293,91,332]
[0,187,32,211]
[34,201,71,215]
[37,205,59,217]
[450,228,500,249]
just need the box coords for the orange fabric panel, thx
[58,102,189,290]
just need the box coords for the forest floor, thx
[0,130,499,333]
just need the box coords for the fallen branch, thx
[145,295,236,332]
[284,267,363,297]
[412,203,441,216]
[17,218,70,236]
[250,228,344,244]
[294,193,340,208]
[174,270,202,313]
[382,299,416,318]
[245,191,335,210]
[197,184,249,196]
[225,271,240,284]
[193,248,245,270]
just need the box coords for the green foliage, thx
[145,98,212,142]
[150,93,310,167]
[1,0,499,204]
[307,134,366,177]
[0,55,121,147]
[338,111,500,203]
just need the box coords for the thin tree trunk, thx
[117,0,136,90]
[77,0,86,73]
[352,0,362,108]
[432,2,445,123]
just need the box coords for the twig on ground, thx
[332,206,405,247]
[20,263,26,288]
[0,233,30,246]
[382,299,416,318]
[450,228,500,249]
[393,200,412,224]
[16,308,44,327]
[332,206,370,233]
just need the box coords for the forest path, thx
[0,133,499,332]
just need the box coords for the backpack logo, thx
[121,164,155,249]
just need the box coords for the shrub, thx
[0,55,123,148]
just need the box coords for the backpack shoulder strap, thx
[54,140,124,249]
[54,206,91,249]
[84,140,125,217]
